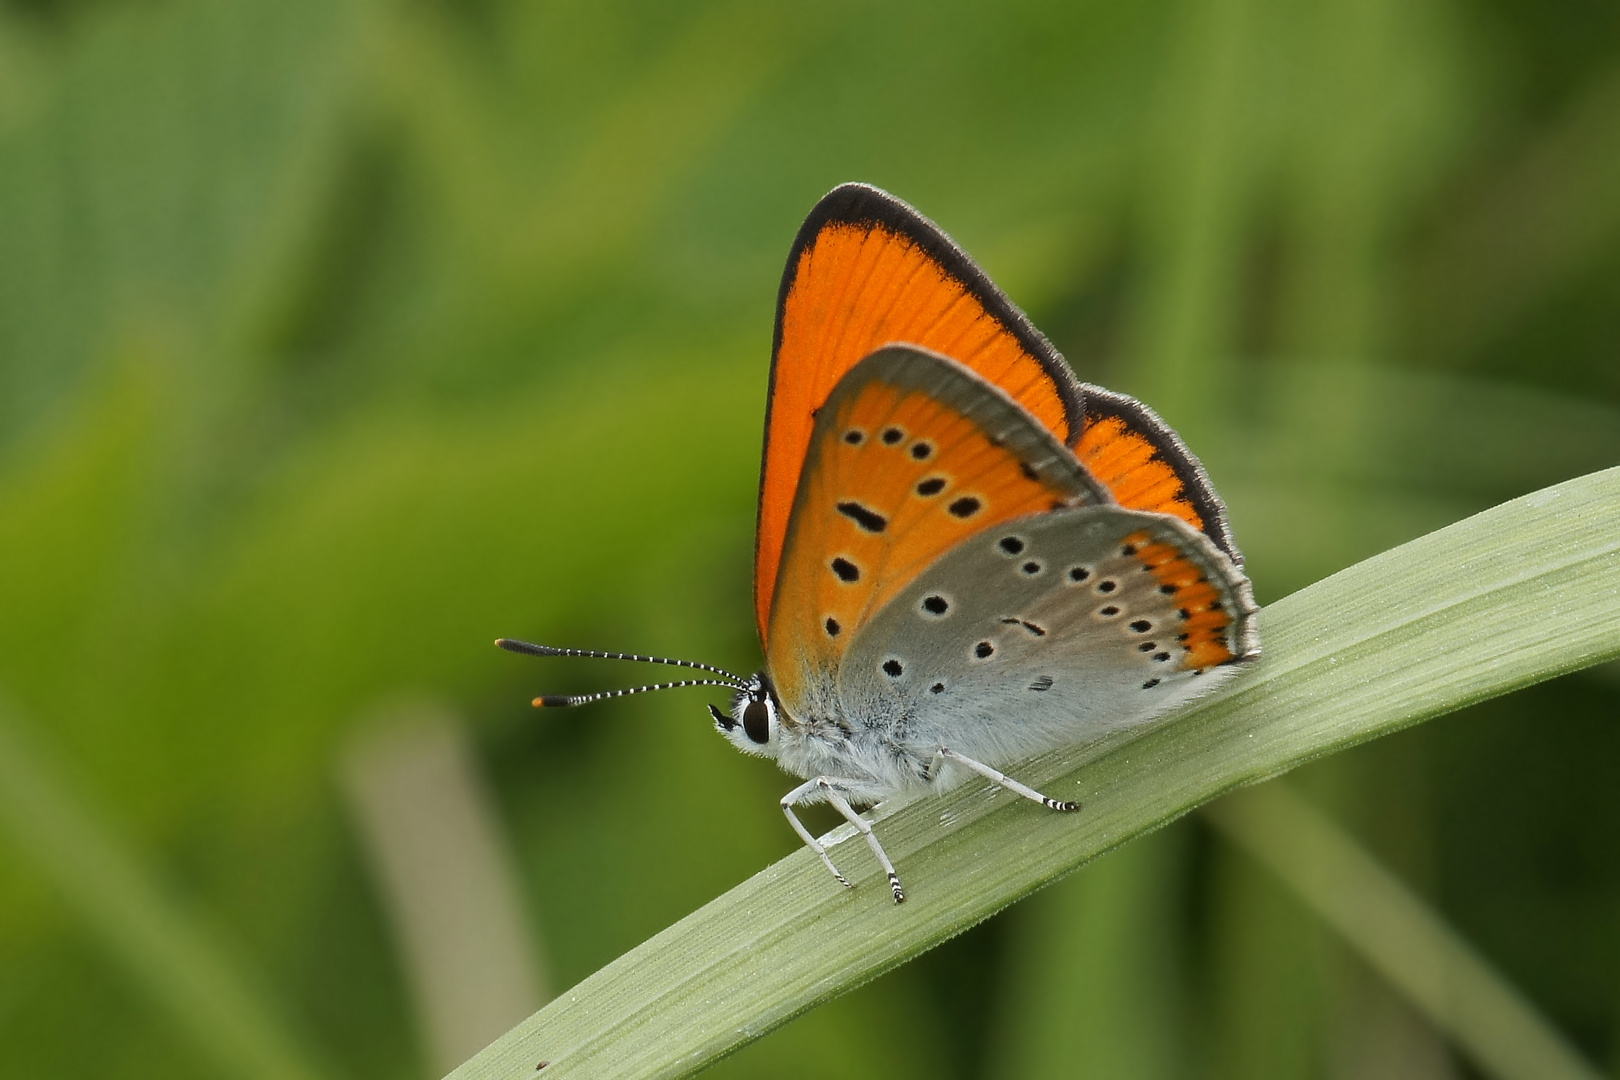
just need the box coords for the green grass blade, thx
[450,466,1620,1080]
[1207,782,1606,1080]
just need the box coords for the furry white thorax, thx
[716,667,949,805]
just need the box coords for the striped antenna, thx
[532,678,746,709]
[495,639,748,687]
[494,638,751,706]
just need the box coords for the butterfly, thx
[499,183,1258,903]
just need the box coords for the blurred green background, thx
[1,0,1618,1077]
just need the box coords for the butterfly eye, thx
[743,699,771,744]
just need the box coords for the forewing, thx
[1078,384,1240,561]
[756,183,1086,642]
[765,345,1108,720]
[839,505,1258,767]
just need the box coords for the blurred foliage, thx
[0,0,1616,1078]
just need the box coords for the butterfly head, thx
[709,672,783,759]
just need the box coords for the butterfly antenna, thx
[530,678,745,709]
[494,639,751,698]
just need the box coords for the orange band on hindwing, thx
[1122,530,1238,670]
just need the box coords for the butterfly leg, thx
[781,778,907,904]
[929,748,1082,813]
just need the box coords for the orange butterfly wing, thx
[764,346,1107,717]
[756,184,1086,645]
[1077,385,1241,562]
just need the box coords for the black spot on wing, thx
[948,496,982,518]
[831,557,860,582]
[836,500,888,533]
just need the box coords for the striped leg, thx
[821,786,906,904]
[781,778,907,904]
[780,779,852,889]
[928,748,1082,813]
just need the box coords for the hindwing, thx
[838,505,1259,765]
[764,345,1106,720]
